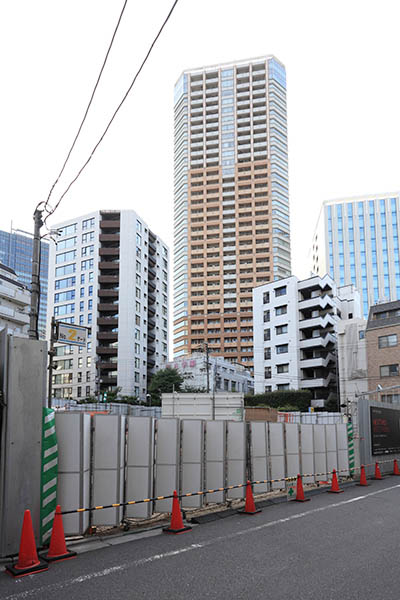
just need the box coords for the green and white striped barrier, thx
[40,407,58,545]
[347,422,355,476]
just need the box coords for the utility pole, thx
[29,208,43,340]
[204,342,210,393]
[47,317,57,408]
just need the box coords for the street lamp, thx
[146,393,152,407]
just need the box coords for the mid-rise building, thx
[173,56,290,367]
[311,192,400,318]
[167,352,254,394]
[0,228,49,338]
[336,318,368,408]
[253,274,360,407]
[0,263,30,336]
[365,300,400,401]
[47,210,169,402]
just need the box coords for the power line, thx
[44,0,179,228]
[43,0,129,216]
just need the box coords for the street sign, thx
[57,322,88,346]
[286,478,296,501]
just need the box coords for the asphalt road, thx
[2,478,400,600]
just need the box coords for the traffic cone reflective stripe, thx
[357,464,368,486]
[5,510,48,577]
[293,474,310,502]
[373,462,384,480]
[238,481,261,515]
[163,491,192,534]
[40,505,76,563]
[392,459,400,476]
[328,469,344,493]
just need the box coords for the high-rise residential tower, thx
[173,56,290,367]
[311,193,400,318]
[0,228,49,338]
[47,210,169,402]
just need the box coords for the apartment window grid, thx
[379,199,390,299]
[336,204,344,285]
[347,203,356,284]
[358,202,368,318]
[327,205,334,277]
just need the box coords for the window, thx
[55,276,76,290]
[54,290,75,303]
[263,310,270,323]
[359,330,365,340]
[88,299,93,310]
[80,287,85,298]
[276,324,288,335]
[81,245,94,256]
[264,347,271,360]
[55,264,75,277]
[86,357,91,367]
[56,250,76,264]
[135,343,140,354]
[277,364,289,373]
[80,301,84,312]
[57,236,76,250]
[82,231,94,243]
[264,329,270,341]
[380,364,399,377]
[58,223,77,236]
[86,386,91,396]
[276,344,288,354]
[263,291,270,304]
[82,217,95,230]
[88,285,93,296]
[77,387,82,398]
[78,357,83,368]
[277,384,290,391]
[89,272,94,282]
[54,303,74,316]
[378,334,398,348]
[136,288,141,299]
[275,285,287,297]
[81,259,94,270]
[81,274,85,284]
[87,313,92,324]
[136,220,142,232]
[264,366,272,379]
[275,305,287,316]
[136,233,142,245]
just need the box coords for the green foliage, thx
[148,368,184,405]
[182,385,207,393]
[244,389,312,411]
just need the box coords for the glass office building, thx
[0,228,49,338]
[311,193,400,318]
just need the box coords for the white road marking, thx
[4,483,400,600]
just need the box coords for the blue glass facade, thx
[0,229,49,338]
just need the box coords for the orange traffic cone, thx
[40,505,76,563]
[5,510,48,577]
[238,481,262,515]
[392,459,400,476]
[373,462,384,480]
[163,491,192,534]
[328,469,344,493]
[293,474,310,502]
[357,464,368,486]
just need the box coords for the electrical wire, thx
[44,0,179,228]
[43,0,129,216]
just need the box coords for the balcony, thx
[0,305,30,326]
[299,333,336,349]
[99,247,120,257]
[100,220,120,229]
[298,313,336,330]
[101,376,118,385]
[96,346,118,355]
[98,289,118,298]
[98,317,118,326]
[97,361,118,370]
[98,275,119,284]
[99,233,120,243]
[99,261,119,271]
[98,303,118,312]
[97,331,118,341]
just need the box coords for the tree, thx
[244,389,312,411]
[148,368,184,405]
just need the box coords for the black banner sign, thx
[370,406,400,455]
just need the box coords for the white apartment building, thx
[311,192,400,319]
[167,352,254,394]
[336,318,368,407]
[253,274,361,406]
[47,210,169,402]
[0,263,30,336]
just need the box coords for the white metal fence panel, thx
[313,424,327,481]
[92,415,125,526]
[227,422,246,499]
[336,423,350,476]
[181,420,204,508]
[269,423,285,490]
[56,413,90,535]
[125,417,154,519]
[300,424,315,484]
[205,420,226,504]
[285,423,300,478]
[325,424,338,476]
[154,418,179,512]
[250,422,269,493]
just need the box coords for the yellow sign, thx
[57,322,88,346]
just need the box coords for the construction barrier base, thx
[292,498,310,503]
[40,550,77,563]
[5,559,49,578]
[163,525,192,535]
[372,477,386,481]
[237,508,262,515]
[390,473,400,477]
[327,489,344,494]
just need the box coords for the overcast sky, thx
[1,0,400,278]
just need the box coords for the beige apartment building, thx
[173,56,290,369]
[366,300,400,401]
